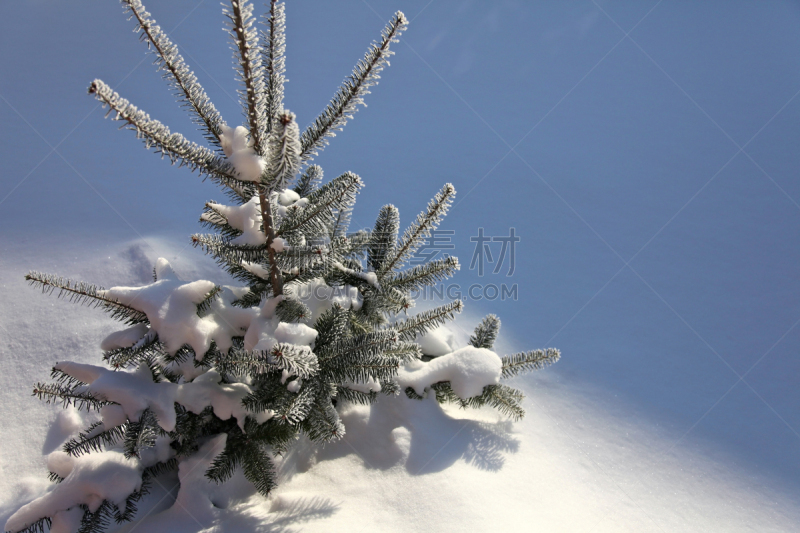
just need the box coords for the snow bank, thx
[396,346,503,398]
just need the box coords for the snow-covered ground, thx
[1,237,797,532]
[2,1,800,531]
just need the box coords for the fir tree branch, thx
[274,298,312,323]
[302,401,345,442]
[262,110,301,191]
[224,0,267,155]
[112,475,151,524]
[336,386,377,406]
[88,79,255,201]
[469,314,501,350]
[379,183,456,278]
[501,348,561,379]
[25,272,148,325]
[32,383,114,412]
[10,517,51,533]
[103,331,160,369]
[64,422,128,457]
[274,385,315,425]
[262,0,287,133]
[386,256,460,293]
[293,164,323,197]
[241,442,276,496]
[327,355,402,384]
[142,457,179,479]
[368,204,399,271]
[75,501,116,533]
[199,202,243,240]
[392,300,463,341]
[121,0,225,147]
[328,202,353,241]
[277,172,363,238]
[460,384,526,421]
[196,285,223,317]
[123,409,160,459]
[300,11,408,161]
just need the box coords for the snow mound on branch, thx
[100,323,149,352]
[5,451,142,533]
[416,326,457,356]
[100,259,258,357]
[220,125,265,182]
[54,362,256,432]
[293,278,363,319]
[205,197,265,246]
[396,346,502,399]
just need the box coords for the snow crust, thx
[396,346,503,398]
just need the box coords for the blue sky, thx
[2,0,800,502]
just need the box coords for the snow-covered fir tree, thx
[6,2,560,532]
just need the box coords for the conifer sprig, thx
[368,204,399,271]
[387,256,460,293]
[277,172,364,238]
[293,164,323,197]
[262,0,287,132]
[379,183,455,278]
[501,349,561,379]
[300,11,409,161]
[262,110,301,191]
[88,80,254,200]
[224,0,267,154]
[469,314,501,350]
[24,272,148,325]
[32,383,113,411]
[392,300,464,341]
[121,0,225,147]
[64,422,128,457]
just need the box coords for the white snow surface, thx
[396,345,503,398]
[1,240,799,533]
